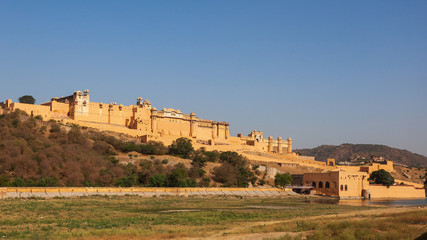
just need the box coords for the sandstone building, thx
[1,90,425,199]
[0,89,292,154]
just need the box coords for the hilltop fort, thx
[1,89,292,154]
[1,90,425,199]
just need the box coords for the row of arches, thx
[311,181,331,189]
[310,181,348,191]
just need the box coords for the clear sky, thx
[1,1,426,156]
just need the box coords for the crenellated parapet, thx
[238,130,292,155]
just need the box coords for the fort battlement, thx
[1,90,293,154]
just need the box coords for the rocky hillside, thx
[295,144,427,167]
[0,109,258,187]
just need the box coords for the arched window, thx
[340,185,343,191]
[325,182,330,189]
[312,182,316,188]
[345,185,348,191]
[318,182,323,188]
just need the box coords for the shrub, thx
[147,141,168,155]
[49,124,61,133]
[204,150,219,162]
[200,177,211,187]
[148,174,166,187]
[139,159,152,170]
[274,173,292,187]
[39,126,47,134]
[115,175,138,187]
[110,157,119,165]
[37,177,59,187]
[191,150,208,167]
[213,151,255,187]
[161,159,168,164]
[169,137,194,159]
[167,163,189,187]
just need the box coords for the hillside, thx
[296,144,427,167]
[0,109,259,187]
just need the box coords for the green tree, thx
[169,137,194,159]
[148,174,166,187]
[18,95,36,104]
[213,152,255,187]
[167,163,189,187]
[274,173,292,187]
[369,169,395,187]
[115,175,138,187]
[37,177,59,187]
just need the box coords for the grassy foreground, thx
[0,195,425,239]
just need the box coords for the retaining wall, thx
[0,187,293,199]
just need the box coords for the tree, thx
[169,137,194,159]
[167,163,189,187]
[18,95,36,104]
[148,174,166,187]
[369,169,394,187]
[274,173,292,187]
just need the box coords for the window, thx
[340,185,343,191]
[312,182,316,188]
[345,185,348,191]
[325,182,330,189]
[318,182,323,188]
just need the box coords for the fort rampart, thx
[0,187,292,199]
[1,90,293,154]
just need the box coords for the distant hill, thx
[295,144,427,167]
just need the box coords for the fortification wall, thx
[360,161,394,173]
[0,187,292,199]
[50,101,69,117]
[62,119,139,137]
[394,179,424,188]
[11,102,51,119]
[367,185,425,198]
[156,117,191,137]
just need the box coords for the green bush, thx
[369,169,394,187]
[115,175,138,187]
[18,95,36,104]
[37,177,59,187]
[274,173,292,187]
[168,137,194,159]
[148,174,166,187]
[204,150,219,162]
[213,151,255,187]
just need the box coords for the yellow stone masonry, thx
[1,90,424,199]
[1,89,293,154]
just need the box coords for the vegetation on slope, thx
[296,143,427,167]
[0,110,260,187]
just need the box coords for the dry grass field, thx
[0,195,426,240]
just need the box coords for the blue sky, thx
[1,1,426,156]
